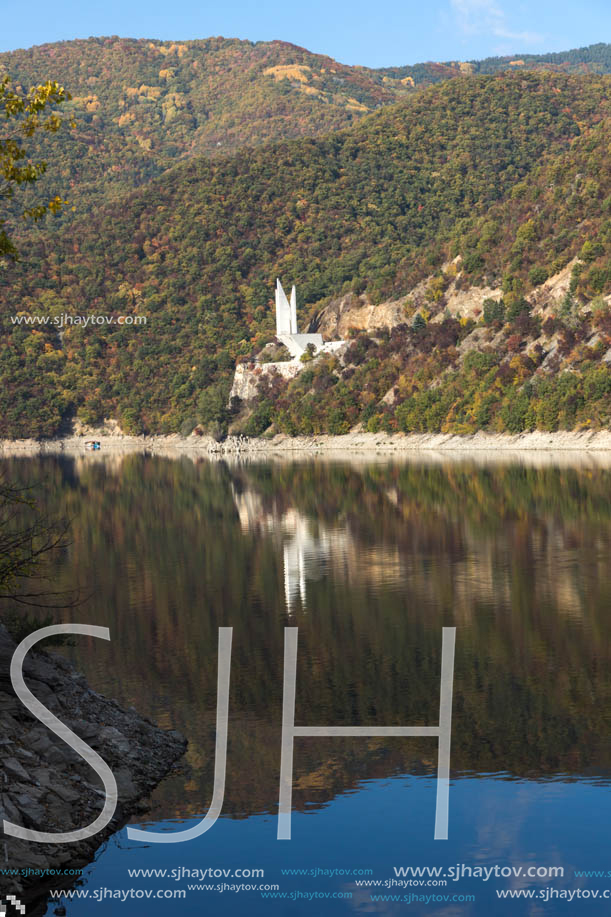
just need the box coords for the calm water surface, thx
[4,452,611,915]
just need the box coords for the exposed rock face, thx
[229,361,305,402]
[531,258,577,314]
[311,259,590,341]
[312,292,407,338]
[0,624,186,905]
[441,283,502,321]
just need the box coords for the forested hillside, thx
[2,38,611,215]
[0,37,403,211]
[377,41,611,83]
[2,70,611,439]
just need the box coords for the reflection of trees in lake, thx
[232,460,611,623]
[3,454,611,823]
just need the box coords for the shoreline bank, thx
[2,429,611,457]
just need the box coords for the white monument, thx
[275,279,298,336]
[275,279,344,361]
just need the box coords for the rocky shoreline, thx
[0,624,186,908]
[2,429,611,458]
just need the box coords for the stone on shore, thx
[0,624,187,902]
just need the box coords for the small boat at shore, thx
[85,440,101,451]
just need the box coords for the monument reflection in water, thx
[3,452,611,915]
[233,483,355,613]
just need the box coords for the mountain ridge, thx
[2,37,611,212]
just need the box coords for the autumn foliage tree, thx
[0,74,71,262]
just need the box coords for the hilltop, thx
[2,37,611,212]
[0,36,403,211]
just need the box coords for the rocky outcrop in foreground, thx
[0,624,186,903]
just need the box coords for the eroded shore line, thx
[2,429,611,458]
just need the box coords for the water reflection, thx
[234,490,365,614]
[3,453,611,828]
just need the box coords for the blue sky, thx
[1,0,610,66]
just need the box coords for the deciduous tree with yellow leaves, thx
[1,74,71,262]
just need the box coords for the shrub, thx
[259,341,292,363]
[300,343,317,363]
[179,417,197,437]
[463,350,498,374]
[528,265,548,287]
[120,407,145,435]
[590,295,609,314]
[243,400,273,436]
[197,382,229,431]
[500,393,531,432]
[580,240,604,262]
[462,252,483,273]
[506,296,531,321]
[483,298,505,325]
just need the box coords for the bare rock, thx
[0,623,187,905]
